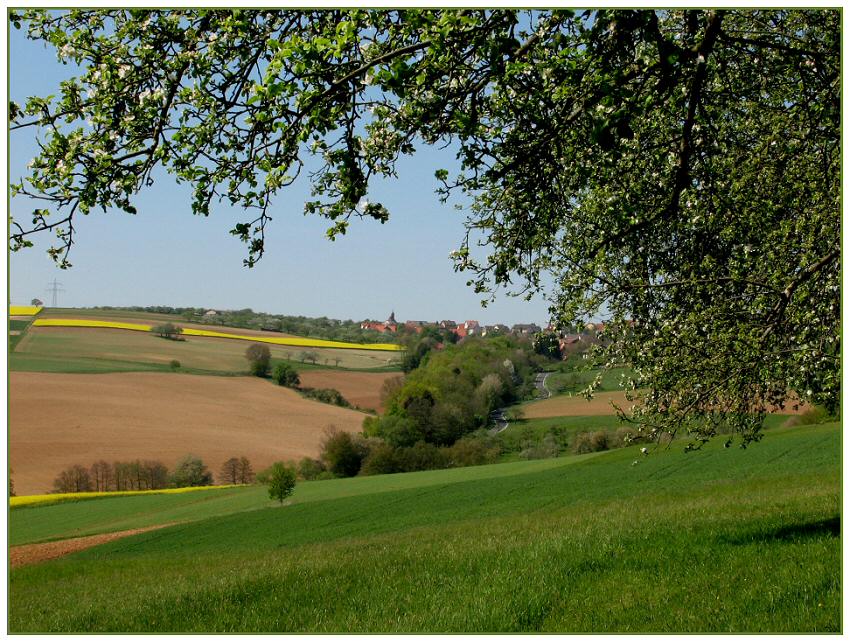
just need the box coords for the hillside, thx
[9,422,840,632]
[10,372,369,495]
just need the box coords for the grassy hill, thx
[11,307,402,374]
[9,422,840,632]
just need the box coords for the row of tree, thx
[52,455,254,493]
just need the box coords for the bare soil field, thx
[298,371,402,413]
[523,390,812,419]
[13,326,400,372]
[523,391,633,418]
[10,372,367,495]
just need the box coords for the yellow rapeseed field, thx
[11,484,241,508]
[32,318,402,351]
[9,305,43,316]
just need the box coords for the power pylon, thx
[45,279,65,308]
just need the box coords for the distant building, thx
[204,310,218,317]
[439,320,457,330]
[404,320,431,334]
[511,323,542,335]
[481,324,509,336]
[360,311,399,334]
[454,320,481,339]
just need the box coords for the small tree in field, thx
[272,362,300,388]
[245,343,271,377]
[237,456,255,484]
[151,323,182,340]
[219,457,240,484]
[265,462,296,504]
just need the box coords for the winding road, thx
[490,371,553,434]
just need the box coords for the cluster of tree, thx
[51,455,253,493]
[314,426,502,478]
[54,459,170,493]
[398,327,459,373]
[246,345,355,409]
[364,336,539,448]
[150,323,183,340]
[218,457,255,485]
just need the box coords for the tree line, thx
[52,455,255,493]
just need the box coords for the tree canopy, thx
[9,9,839,445]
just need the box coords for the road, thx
[490,371,552,434]
[535,371,552,399]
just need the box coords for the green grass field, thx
[9,422,840,632]
[11,327,401,374]
[544,366,632,395]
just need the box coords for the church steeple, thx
[387,310,396,324]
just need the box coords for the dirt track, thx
[10,372,367,495]
[297,371,401,413]
[10,523,176,568]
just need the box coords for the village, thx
[360,312,605,352]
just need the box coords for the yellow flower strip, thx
[34,318,150,332]
[31,318,403,351]
[9,305,42,317]
[11,484,242,508]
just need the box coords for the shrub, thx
[320,426,368,477]
[301,387,351,408]
[397,441,450,472]
[245,343,271,377]
[782,405,834,428]
[447,435,500,467]
[169,454,213,487]
[169,359,181,370]
[363,414,421,448]
[572,430,612,455]
[359,442,402,476]
[272,362,300,387]
[519,433,561,460]
[297,457,326,481]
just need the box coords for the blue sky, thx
[8,19,554,326]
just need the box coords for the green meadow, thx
[497,413,795,456]
[9,422,840,633]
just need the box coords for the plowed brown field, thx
[10,372,367,495]
[297,371,402,413]
[523,391,633,418]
